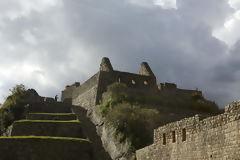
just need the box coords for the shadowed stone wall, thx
[136,101,240,160]
[0,137,92,160]
[72,73,100,110]
[61,82,80,103]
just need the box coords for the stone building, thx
[61,57,201,110]
[136,101,240,160]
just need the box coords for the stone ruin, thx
[136,101,240,159]
[61,57,202,111]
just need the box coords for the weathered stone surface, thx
[136,101,240,160]
[100,57,114,72]
[72,106,112,160]
[61,82,80,103]
[28,102,72,113]
[72,105,136,160]
[11,120,85,138]
[27,113,77,120]
[62,57,216,160]
[0,137,92,160]
[139,62,155,77]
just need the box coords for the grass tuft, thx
[15,120,79,123]
[0,136,89,142]
[28,113,75,116]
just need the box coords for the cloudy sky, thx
[0,0,239,108]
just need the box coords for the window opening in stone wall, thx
[118,77,121,83]
[182,128,186,142]
[144,81,148,85]
[163,133,166,145]
[172,131,176,143]
[132,80,136,85]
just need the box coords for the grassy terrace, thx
[0,136,89,142]
[16,120,79,123]
[28,113,75,115]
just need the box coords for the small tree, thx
[9,84,26,96]
[0,84,27,129]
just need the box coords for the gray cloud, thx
[0,0,239,108]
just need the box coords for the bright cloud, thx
[228,0,240,10]
[153,0,177,9]
[0,0,62,20]
[22,30,38,45]
[0,0,239,108]
[212,0,240,46]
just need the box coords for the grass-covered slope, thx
[99,82,220,151]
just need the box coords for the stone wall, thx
[72,73,100,110]
[72,70,157,109]
[61,82,80,103]
[136,101,240,160]
[28,102,72,113]
[0,137,92,160]
[97,70,157,98]
[158,83,202,100]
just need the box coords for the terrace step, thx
[27,113,77,121]
[28,102,72,113]
[0,136,92,160]
[11,120,85,138]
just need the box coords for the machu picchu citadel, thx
[0,57,240,160]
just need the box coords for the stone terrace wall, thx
[136,101,240,160]
[72,73,100,110]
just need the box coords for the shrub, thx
[0,84,27,129]
[99,82,220,150]
[106,82,128,101]
[102,103,165,150]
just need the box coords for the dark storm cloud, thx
[0,0,238,107]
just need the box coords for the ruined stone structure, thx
[0,89,111,160]
[1,57,238,160]
[61,57,201,110]
[60,57,208,160]
[136,101,240,160]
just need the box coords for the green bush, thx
[101,102,165,150]
[0,84,27,129]
[99,82,220,150]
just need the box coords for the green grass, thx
[100,82,220,151]
[15,120,79,123]
[0,136,89,142]
[28,113,75,116]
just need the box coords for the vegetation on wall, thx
[100,82,220,150]
[0,84,27,131]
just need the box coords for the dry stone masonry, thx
[61,57,211,160]
[136,101,240,160]
[62,57,201,111]
[0,97,93,160]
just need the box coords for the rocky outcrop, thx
[72,105,136,160]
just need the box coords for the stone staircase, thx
[0,102,93,160]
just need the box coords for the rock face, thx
[72,105,136,160]
[62,57,218,160]
[136,101,240,160]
